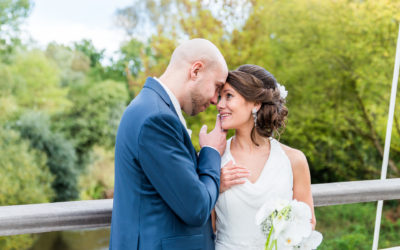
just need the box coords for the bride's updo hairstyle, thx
[226,64,288,145]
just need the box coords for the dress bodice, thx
[215,137,293,250]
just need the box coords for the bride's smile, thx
[217,83,256,131]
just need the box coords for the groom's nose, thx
[210,91,219,105]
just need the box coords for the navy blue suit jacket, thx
[110,77,221,249]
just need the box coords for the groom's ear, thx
[189,61,204,80]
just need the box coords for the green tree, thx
[74,39,104,68]
[15,112,79,201]
[72,39,111,84]
[229,0,400,181]
[102,39,148,98]
[55,80,129,171]
[2,50,71,114]
[0,0,31,62]
[45,42,90,88]
[0,126,53,250]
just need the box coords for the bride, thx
[213,64,316,250]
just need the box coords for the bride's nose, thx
[217,96,225,111]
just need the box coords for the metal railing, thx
[0,178,400,236]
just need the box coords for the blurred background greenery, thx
[0,0,399,249]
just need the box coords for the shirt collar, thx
[153,77,192,138]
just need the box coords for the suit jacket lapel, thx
[143,77,197,161]
[143,77,179,117]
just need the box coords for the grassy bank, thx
[315,202,400,249]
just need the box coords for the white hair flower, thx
[277,83,288,99]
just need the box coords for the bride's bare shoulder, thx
[278,142,309,172]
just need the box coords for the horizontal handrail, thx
[0,178,399,236]
[312,178,400,206]
[0,199,112,236]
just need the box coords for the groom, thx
[110,39,228,249]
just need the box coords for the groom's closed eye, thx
[216,81,224,92]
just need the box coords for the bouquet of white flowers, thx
[255,199,323,250]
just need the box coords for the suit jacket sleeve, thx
[138,113,221,226]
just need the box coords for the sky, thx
[22,0,133,60]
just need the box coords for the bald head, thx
[167,38,227,72]
[159,38,228,116]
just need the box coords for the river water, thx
[31,228,110,250]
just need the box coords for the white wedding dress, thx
[215,137,293,250]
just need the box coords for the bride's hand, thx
[220,160,250,193]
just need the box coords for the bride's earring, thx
[252,108,257,127]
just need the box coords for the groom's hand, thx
[199,114,227,155]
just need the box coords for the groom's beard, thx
[190,92,209,116]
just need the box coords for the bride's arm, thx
[282,144,316,229]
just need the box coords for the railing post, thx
[372,24,400,250]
